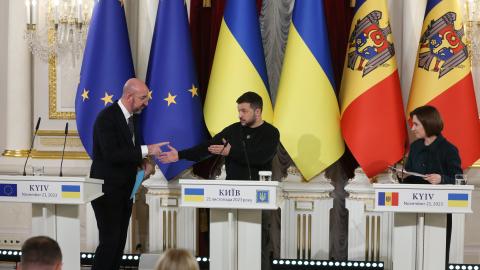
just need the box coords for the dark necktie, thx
[128,116,135,142]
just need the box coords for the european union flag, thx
[0,184,17,197]
[141,0,208,180]
[75,0,135,157]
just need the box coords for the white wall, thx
[0,0,8,152]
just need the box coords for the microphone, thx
[59,122,69,177]
[239,129,252,180]
[208,139,229,179]
[398,139,409,183]
[241,140,252,180]
[23,117,41,176]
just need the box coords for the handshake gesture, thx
[141,142,169,180]
[158,138,231,164]
[147,142,170,158]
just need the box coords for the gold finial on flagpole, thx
[350,0,356,8]
[203,0,211,8]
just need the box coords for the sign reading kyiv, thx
[180,180,279,210]
[374,185,472,213]
[0,182,81,202]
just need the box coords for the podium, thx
[0,175,103,270]
[179,179,281,270]
[373,183,473,270]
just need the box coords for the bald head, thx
[121,78,150,114]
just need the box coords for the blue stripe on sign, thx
[184,188,204,196]
[62,185,80,192]
[448,193,468,201]
[378,192,385,206]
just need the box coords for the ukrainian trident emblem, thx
[418,12,468,78]
[347,10,395,77]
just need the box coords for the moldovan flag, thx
[407,0,480,168]
[204,0,273,136]
[339,0,407,178]
[273,0,344,180]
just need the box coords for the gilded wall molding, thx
[37,130,79,136]
[48,27,76,120]
[2,149,89,160]
[2,150,31,158]
[31,150,89,160]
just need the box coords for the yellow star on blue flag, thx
[141,0,207,180]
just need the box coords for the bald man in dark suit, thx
[90,78,167,270]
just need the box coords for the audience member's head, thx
[155,248,199,270]
[19,236,62,270]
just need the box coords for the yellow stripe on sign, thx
[204,19,273,136]
[184,195,204,202]
[273,24,344,180]
[384,192,392,206]
[339,0,398,114]
[62,192,81,198]
[406,1,470,116]
[448,201,468,207]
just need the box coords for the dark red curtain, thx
[323,0,358,178]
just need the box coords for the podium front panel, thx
[179,179,281,210]
[0,175,103,204]
[373,183,473,214]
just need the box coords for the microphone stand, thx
[59,122,69,177]
[23,117,41,176]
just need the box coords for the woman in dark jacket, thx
[399,105,462,264]
[402,106,462,184]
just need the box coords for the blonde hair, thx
[155,249,199,270]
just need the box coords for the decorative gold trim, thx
[202,0,211,7]
[48,27,76,120]
[2,149,31,157]
[31,150,90,160]
[37,130,79,136]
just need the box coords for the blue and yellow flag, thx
[141,0,208,180]
[204,0,273,136]
[273,0,344,180]
[75,0,135,157]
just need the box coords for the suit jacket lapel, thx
[112,102,135,148]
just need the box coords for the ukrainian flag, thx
[61,185,81,199]
[407,0,480,168]
[340,0,406,178]
[204,0,273,136]
[184,188,204,202]
[273,0,344,180]
[448,193,468,207]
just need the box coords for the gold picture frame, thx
[48,27,76,120]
